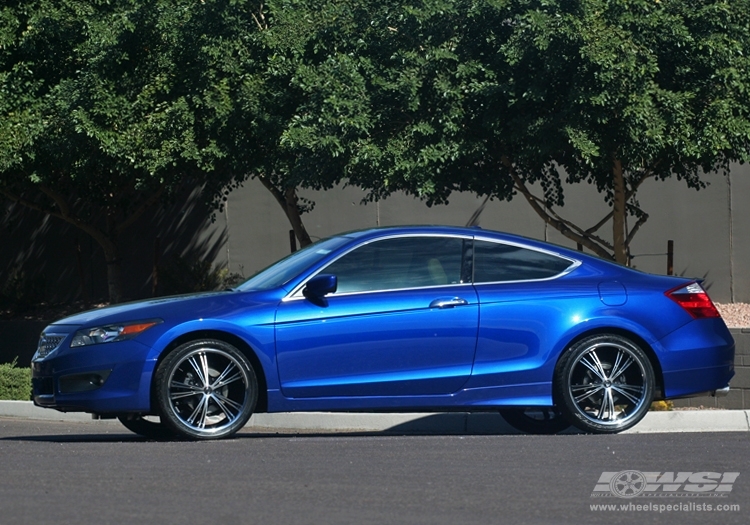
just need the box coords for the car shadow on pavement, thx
[0,412,585,442]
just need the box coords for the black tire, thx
[117,414,176,440]
[554,334,655,434]
[155,339,258,440]
[499,407,571,435]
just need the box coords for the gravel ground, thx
[715,302,750,328]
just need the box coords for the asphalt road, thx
[0,418,748,525]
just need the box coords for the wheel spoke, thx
[572,383,604,403]
[187,354,209,387]
[597,389,618,420]
[169,380,203,400]
[579,353,606,381]
[211,362,243,389]
[200,353,210,387]
[611,384,643,405]
[609,352,634,382]
[570,383,602,391]
[186,394,209,428]
[212,392,244,421]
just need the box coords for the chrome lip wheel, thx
[166,347,251,436]
[566,340,649,429]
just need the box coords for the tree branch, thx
[0,186,114,253]
[624,210,649,247]
[251,3,267,31]
[257,173,289,216]
[584,169,656,236]
[501,157,615,260]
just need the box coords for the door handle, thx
[429,297,469,309]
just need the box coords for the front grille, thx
[35,333,65,360]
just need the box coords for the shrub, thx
[0,357,31,400]
[650,400,674,411]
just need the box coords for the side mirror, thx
[303,274,337,305]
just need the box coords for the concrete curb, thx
[1,401,749,434]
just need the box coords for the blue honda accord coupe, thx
[31,226,734,439]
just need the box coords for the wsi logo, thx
[591,471,740,498]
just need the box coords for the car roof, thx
[337,225,580,256]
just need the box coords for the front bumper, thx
[31,328,155,414]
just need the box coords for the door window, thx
[323,236,468,294]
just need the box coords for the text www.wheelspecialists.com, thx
[590,502,740,513]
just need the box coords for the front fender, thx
[145,318,279,390]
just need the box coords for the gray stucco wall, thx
[217,166,748,303]
[1,164,748,303]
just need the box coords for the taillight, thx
[665,282,721,319]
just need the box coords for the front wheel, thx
[155,339,258,440]
[554,334,655,434]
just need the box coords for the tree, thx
[0,1,332,309]
[194,1,321,248]
[278,0,750,264]
[0,0,225,302]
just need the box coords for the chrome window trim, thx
[282,233,473,301]
[471,235,581,285]
[283,281,474,302]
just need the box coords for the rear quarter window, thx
[473,240,574,283]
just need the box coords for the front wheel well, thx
[152,330,268,413]
[556,328,665,400]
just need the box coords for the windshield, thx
[235,235,351,292]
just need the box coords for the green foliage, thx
[157,257,244,296]
[4,0,749,279]
[0,357,31,400]
[650,400,674,411]
[267,0,750,261]
[0,0,262,301]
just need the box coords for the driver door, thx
[275,235,478,398]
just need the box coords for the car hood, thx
[48,290,276,327]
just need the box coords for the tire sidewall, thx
[554,334,655,434]
[155,339,258,440]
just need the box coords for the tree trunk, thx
[103,213,124,303]
[612,158,628,265]
[284,187,313,248]
[105,255,123,304]
[257,175,313,249]
[1,185,157,304]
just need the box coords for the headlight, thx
[70,319,162,347]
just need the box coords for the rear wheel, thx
[554,334,654,433]
[155,339,258,440]
[499,407,570,435]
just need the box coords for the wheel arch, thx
[554,327,665,401]
[152,330,269,413]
